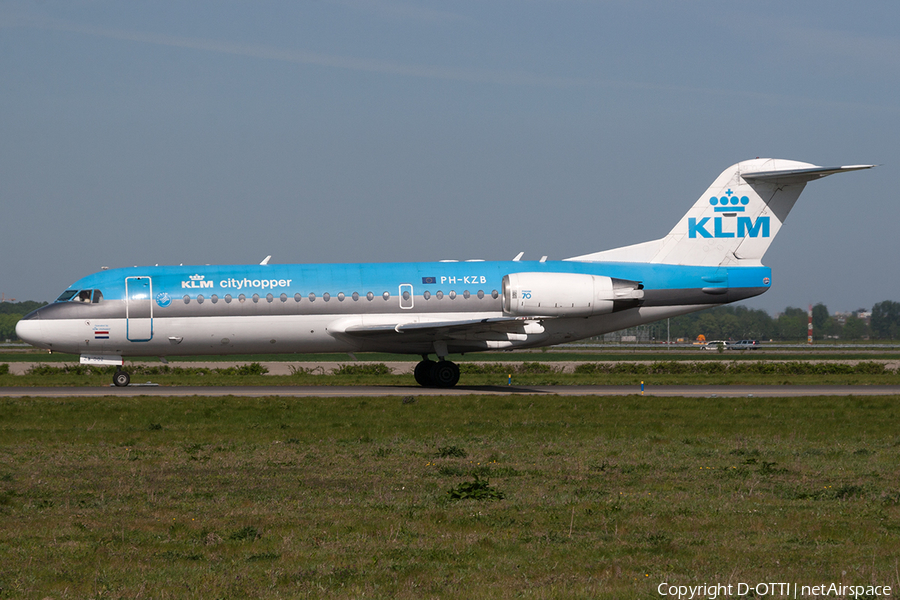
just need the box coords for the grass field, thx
[2,347,900,363]
[2,358,899,388]
[1,394,899,598]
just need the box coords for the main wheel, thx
[414,360,436,387]
[430,361,460,388]
[113,370,130,387]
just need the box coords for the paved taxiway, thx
[1,385,898,397]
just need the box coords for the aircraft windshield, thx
[56,290,78,302]
[56,289,104,303]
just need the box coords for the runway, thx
[1,384,898,398]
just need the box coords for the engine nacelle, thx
[502,272,643,317]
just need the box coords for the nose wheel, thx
[413,359,459,388]
[113,369,131,387]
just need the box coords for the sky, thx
[1,0,897,314]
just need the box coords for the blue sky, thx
[1,1,896,313]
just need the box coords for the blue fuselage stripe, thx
[63,261,770,301]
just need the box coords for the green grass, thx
[1,394,899,598]
[2,347,900,363]
[2,359,898,386]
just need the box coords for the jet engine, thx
[502,272,643,317]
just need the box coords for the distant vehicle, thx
[702,341,728,351]
[729,340,760,350]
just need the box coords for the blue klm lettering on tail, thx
[688,216,770,239]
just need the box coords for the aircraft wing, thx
[340,315,554,341]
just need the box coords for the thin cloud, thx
[25,15,591,87]
[7,13,899,113]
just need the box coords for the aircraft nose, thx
[15,311,48,349]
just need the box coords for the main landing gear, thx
[113,369,130,387]
[413,357,460,388]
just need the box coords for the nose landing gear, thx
[113,369,130,387]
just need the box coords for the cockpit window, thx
[57,289,104,303]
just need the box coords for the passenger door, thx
[125,276,153,342]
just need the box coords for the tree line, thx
[664,300,900,342]
[1,300,899,343]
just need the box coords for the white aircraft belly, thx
[153,315,357,355]
[43,315,359,356]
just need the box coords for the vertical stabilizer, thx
[567,159,874,266]
[651,158,812,266]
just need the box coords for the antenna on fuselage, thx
[260,255,272,266]
[513,252,524,262]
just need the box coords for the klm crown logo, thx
[688,189,770,239]
[710,189,750,212]
[182,274,213,289]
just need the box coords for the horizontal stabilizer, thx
[742,164,874,185]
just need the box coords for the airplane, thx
[16,158,873,388]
